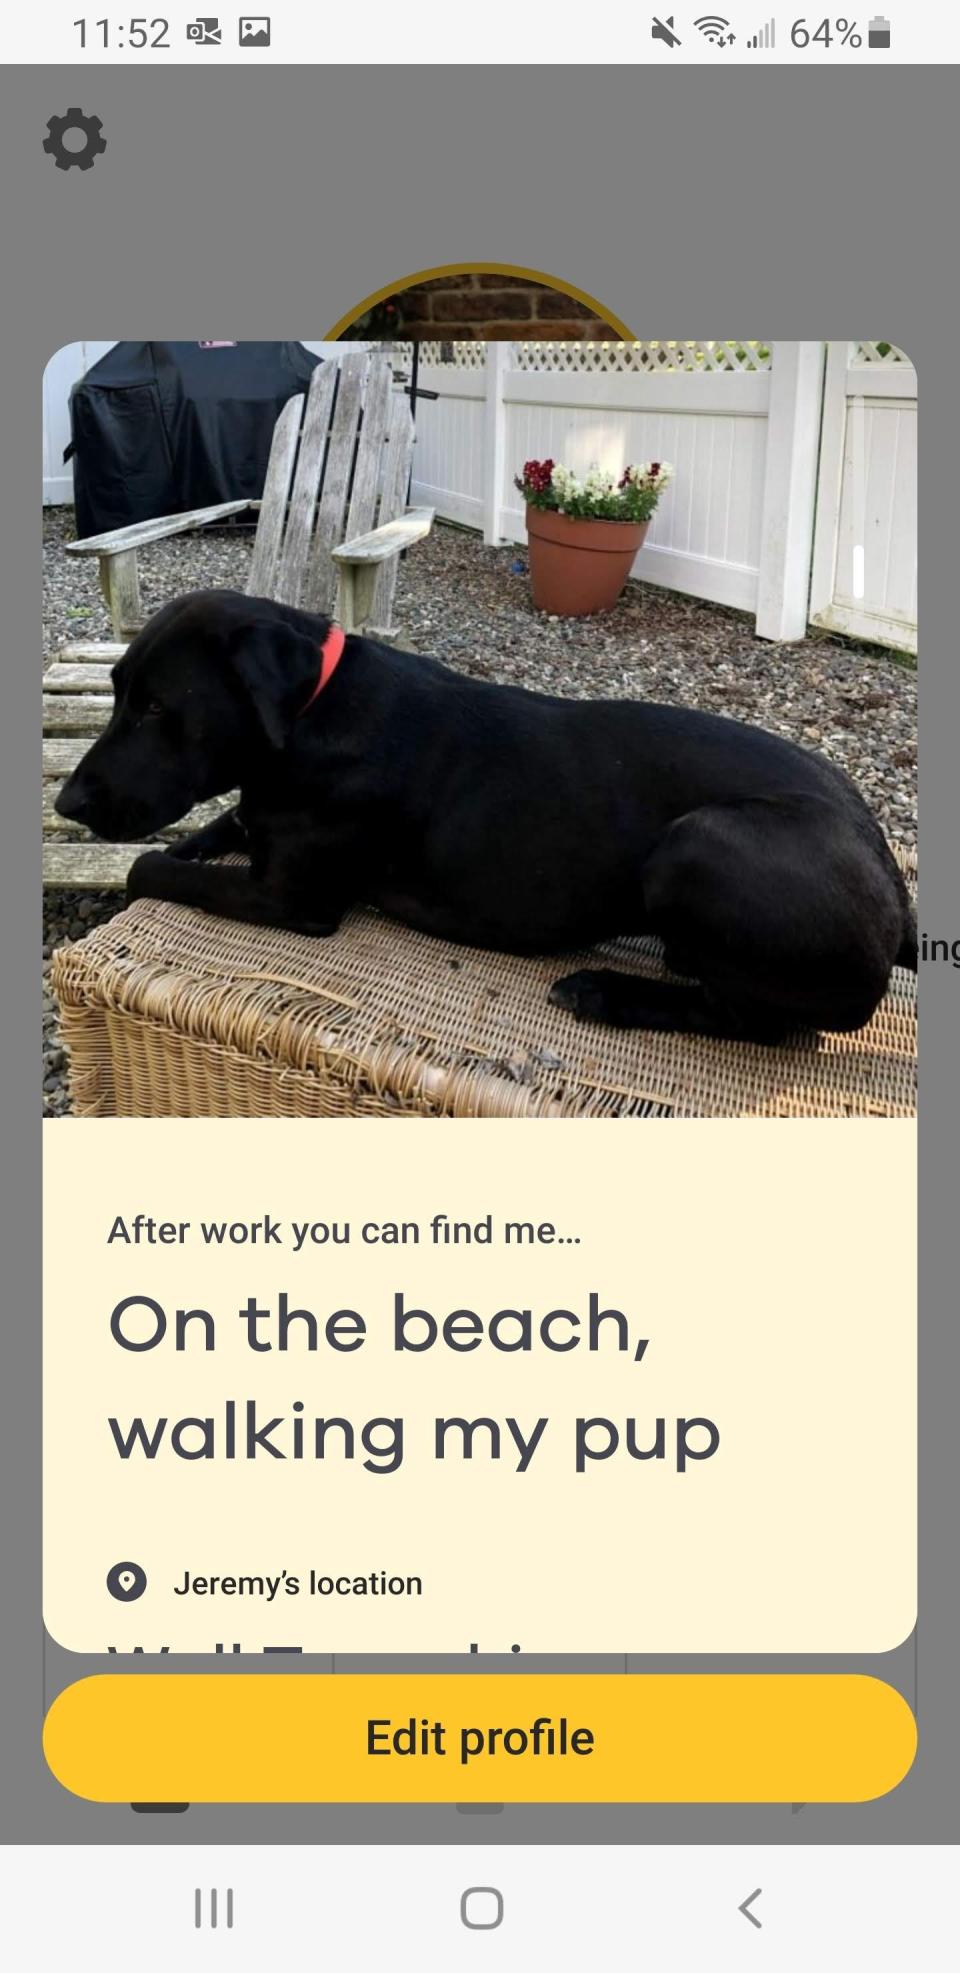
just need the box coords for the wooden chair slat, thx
[343,354,392,544]
[373,395,416,629]
[304,350,368,614]
[246,393,305,599]
[273,363,338,607]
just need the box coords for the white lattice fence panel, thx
[411,340,488,368]
[853,342,912,365]
[514,340,772,374]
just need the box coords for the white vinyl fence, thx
[407,339,916,651]
[411,339,776,615]
[810,341,917,653]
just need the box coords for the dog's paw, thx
[125,849,171,905]
[548,969,616,1022]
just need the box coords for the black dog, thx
[56,589,916,1043]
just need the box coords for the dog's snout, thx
[52,750,174,842]
[53,775,90,822]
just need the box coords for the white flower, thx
[624,460,674,491]
[582,465,616,509]
[551,462,583,506]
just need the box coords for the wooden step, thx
[45,664,117,693]
[43,694,113,732]
[44,738,91,777]
[61,642,127,662]
[43,840,150,887]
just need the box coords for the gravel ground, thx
[43,506,917,1115]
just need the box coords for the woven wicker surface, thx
[51,848,917,1120]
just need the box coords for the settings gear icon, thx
[43,108,107,172]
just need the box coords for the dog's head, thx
[55,590,325,841]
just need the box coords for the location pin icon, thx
[106,1560,148,1602]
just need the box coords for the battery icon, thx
[868,15,891,45]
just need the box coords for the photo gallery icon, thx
[239,15,271,44]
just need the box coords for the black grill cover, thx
[67,341,321,538]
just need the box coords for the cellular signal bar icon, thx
[748,16,776,45]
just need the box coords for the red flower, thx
[528,457,554,491]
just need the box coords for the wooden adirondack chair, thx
[43,349,433,887]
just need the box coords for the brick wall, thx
[344,273,614,341]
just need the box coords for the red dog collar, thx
[299,625,346,714]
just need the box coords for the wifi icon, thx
[695,14,736,44]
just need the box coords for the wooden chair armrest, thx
[332,507,435,568]
[65,501,255,557]
[332,509,434,634]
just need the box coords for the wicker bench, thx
[51,850,917,1120]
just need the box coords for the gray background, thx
[0,64,952,1845]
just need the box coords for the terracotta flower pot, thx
[525,505,650,616]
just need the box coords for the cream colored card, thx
[44,1118,916,1653]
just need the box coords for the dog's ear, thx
[225,621,318,750]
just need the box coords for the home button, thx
[460,1886,504,1931]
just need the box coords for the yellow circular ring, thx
[325,261,633,341]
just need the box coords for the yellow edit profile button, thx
[43,1673,916,1805]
